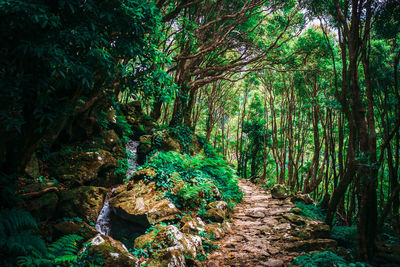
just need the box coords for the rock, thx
[25,153,40,178]
[271,184,289,200]
[131,167,156,180]
[181,216,206,235]
[135,225,204,266]
[293,223,330,240]
[109,181,180,225]
[137,135,152,164]
[291,193,314,205]
[285,238,337,252]
[100,130,124,158]
[54,220,97,240]
[205,201,231,222]
[49,149,117,186]
[290,207,302,215]
[205,222,227,240]
[308,224,331,239]
[58,186,107,223]
[282,213,306,226]
[265,258,284,267]
[88,234,138,266]
[23,191,59,220]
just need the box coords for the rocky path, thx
[205,180,336,267]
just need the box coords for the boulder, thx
[181,216,206,235]
[99,129,125,158]
[54,220,97,240]
[135,225,204,266]
[22,191,59,220]
[293,223,331,240]
[109,181,180,225]
[88,234,138,266]
[205,201,231,222]
[137,135,152,164]
[49,149,117,186]
[58,186,107,223]
[282,213,306,226]
[285,238,337,252]
[291,193,314,205]
[25,153,40,178]
[271,184,289,200]
[130,167,156,180]
[204,222,228,240]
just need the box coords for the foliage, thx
[17,234,84,266]
[135,150,242,208]
[290,251,372,267]
[0,209,47,262]
[330,226,357,248]
[295,202,325,222]
[0,208,84,266]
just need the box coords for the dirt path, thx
[205,180,336,267]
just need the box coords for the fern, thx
[0,208,47,257]
[17,234,84,266]
[54,254,79,263]
[290,251,372,267]
[48,234,83,257]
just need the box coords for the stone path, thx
[205,180,336,266]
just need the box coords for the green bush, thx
[295,201,325,222]
[135,151,242,207]
[0,208,84,266]
[331,226,357,248]
[291,251,371,267]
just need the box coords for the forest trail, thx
[205,180,335,267]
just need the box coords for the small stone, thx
[265,259,284,267]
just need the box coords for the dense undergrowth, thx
[134,150,242,211]
[291,251,372,267]
[0,209,91,266]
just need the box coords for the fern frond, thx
[54,254,78,263]
[7,230,47,255]
[0,208,38,234]
[48,234,83,257]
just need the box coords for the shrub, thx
[291,251,372,267]
[134,151,242,207]
[295,201,325,222]
[330,226,357,248]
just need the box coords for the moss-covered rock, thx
[22,191,59,220]
[25,152,40,178]
[48,149,117,186]
[54,220,97,240]
[205,201,230,222]
[285,238,337,252]
[271,184,289,200]
[137,135,152,164]
[99,129,125,158]
[181,216,206,235]
[291,192,314,205]
[282,213,306,226]
[204,222,230,240]
[130,167,156,180]
[109,181,180,225]
[58,186,107,223]
[135,225,204,266]
[88,234,138,266]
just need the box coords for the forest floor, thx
[205,180,334,267]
